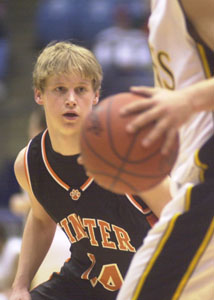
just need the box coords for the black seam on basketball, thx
[80,93,178,193]
[81,128,169,178]
[107,97,140,184]
[81,99,173,179]
[84,168,164,193]
[107,96,163,164]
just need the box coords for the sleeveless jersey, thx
[25,129,156,295]
[148,0,214,193]
[117,1,214,299]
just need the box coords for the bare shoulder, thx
[181,0,214,50]
[181,0,214,21]
[14,147,29,191]
[14,148,54,223]
[14,147,38,201]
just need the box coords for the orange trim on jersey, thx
[24,140,33,190]
[81,253,96,280]
[81,177,94,191]
[126,194,151,215]
[41,129,93,193]
[41,130,70,191]
[146,213,158,227]
[65,257,71,263]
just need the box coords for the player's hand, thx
[120,86,193,154]
[77,155,83,166]
[9,288,31,300]
[77,155,93,178]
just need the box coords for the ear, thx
[34,89,44,105]
[93,91,99,105]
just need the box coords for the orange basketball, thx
[80,92,179,194]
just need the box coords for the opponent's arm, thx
[10,148,56,300]
[181,0,214,50]
[77,156,171,217]
[120,77,214,154]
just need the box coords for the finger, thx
[126,106,160,133]
[130,86,158,97]
[141,118,169,147]
[120,99,153,116]
[161,129,178,155]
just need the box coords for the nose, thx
[65,91,77,107]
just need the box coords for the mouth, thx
[63,112,79,120]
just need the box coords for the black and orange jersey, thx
[25,129,156,296]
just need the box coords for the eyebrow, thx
[51,79,91,86]
[77,80,91,85]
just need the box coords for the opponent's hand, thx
[120,86,193,154]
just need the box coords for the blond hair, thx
[33,41,103,93]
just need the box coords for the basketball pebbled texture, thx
[80,92,179,194]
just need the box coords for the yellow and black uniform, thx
[117,0,214,299]
[122,135,214,300]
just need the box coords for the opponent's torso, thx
[25,130,155,294]
[148,0,214,191]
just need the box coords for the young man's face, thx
[35,73,99,136]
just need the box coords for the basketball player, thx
[9,41,171,300]
[117,0,214,299]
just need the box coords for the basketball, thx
[80,92,179,194]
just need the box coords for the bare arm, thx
[77,155,171,217]
[10,148,56,300]
[181,0,214,50]
[138,176,172,218]
[120,77,214,154]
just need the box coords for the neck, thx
[47,128,80,156]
